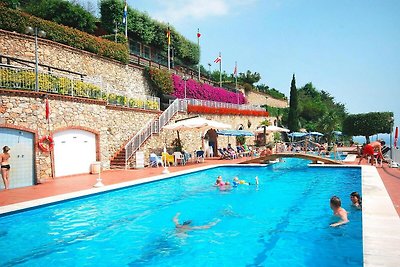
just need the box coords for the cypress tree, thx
[288,74,299,131]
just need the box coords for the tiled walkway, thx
[1,157,399,217]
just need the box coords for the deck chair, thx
[195,150,205,163]
[173,152,185,166]
[218,148,232,159]
[161,152,175,166]
[149,153,163,167]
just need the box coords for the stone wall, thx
[0,92,159,181]
[246,91,288,108]
[0,30,151,98]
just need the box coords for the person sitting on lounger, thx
[173,212,220,233]
[358,140,385,166]
[329,196,349,227]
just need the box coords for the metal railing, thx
[124,99,185,167]
[0,64,102,97]
[0,64,161,111]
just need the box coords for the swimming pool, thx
[0,159,362,266]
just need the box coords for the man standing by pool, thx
[358,140,385,166]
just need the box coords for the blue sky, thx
[84,0,400,128]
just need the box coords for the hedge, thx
[188,105,269,117]
[0,5,129,63]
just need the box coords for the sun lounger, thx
[161,152,174,166]
[149,153,163,167]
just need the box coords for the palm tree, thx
[260,119,270,146]
[316,111,340,145]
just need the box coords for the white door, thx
[54,129,96,177]
[0,128,35,189]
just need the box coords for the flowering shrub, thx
[172,74,246,104]
[146,68,174,95]
[187,105,269,117]
[0,5,129,63]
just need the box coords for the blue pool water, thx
[0,159,362,266]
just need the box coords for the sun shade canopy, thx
[217,130,254,136]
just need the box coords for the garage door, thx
[0,128,35,189]
[54,129,96,177]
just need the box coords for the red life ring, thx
[38,135,54,152]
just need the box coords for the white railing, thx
[124,99,185,167]
[184,98,264,111]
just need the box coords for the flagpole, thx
[219,52,222,87]
[197,28,201,81]
[235,61,239,104]
[167,25,171,71]
[124,0,128,38]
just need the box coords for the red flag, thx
[45,99,50,120]
[214,56,221,63]
[395,126,398,147]
[197,29,201,38]
[233,64,237,76]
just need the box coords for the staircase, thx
[110,99,187,169]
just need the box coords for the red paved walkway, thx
[1,157,399,217]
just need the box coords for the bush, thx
[23,0,97,33]
[172,74,246,104]
[187,105,268,117]
[101,33,128,44]
[0,5,129,63]
[146,67,174,95]
[100,0,200,66]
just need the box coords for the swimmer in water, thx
[172,212,220,233]
[329,196,349,227]
[350,192,362,209]
[215,176,224,186]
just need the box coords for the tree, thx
[23,0,97,33]
[287,74,299,132]
[316,110,340,145]
[238,70,261,86]
[260,119,270,145]
[342,112,394,143]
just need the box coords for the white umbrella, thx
[163,117,231,131]
[255,125,290,133]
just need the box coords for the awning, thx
[217,130,254,136]
[255,125,290,133]
[309,131,324,136]
[163,117,231,131]
[288,132,308,138]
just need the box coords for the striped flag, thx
[214,55,221,63]
[166,27,171,45]
[45,98,50,120]
[233,63,237,76]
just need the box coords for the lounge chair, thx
[195,150,205,163]
[173,152,185,166]
[218,148,233,159]
[149,153,163,167]
[161,152,175,166]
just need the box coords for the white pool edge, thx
[1,163,399,266]
[310,164,400,266]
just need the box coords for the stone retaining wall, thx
[0,30,151,98]
[246,91,288,108]
[0,92,159,181]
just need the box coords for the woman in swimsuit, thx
[1,146,11,189]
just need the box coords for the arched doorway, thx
[0,127,35,189]
[53,129,97,177]
[205,129,218,157]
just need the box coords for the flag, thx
[166,27,171,45]
[122,2,127,25]
[45,99,50,120]
[233,63,237,76]
[197,29,201,38]
[395,126,398,147]
[214,55,221,63]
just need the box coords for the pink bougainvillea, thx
[172,74,246,104]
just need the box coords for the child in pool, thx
[215,176,224,186]
[350,192,362,209]
[329,196,349,227]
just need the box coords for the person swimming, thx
[329,196,349,227]
[172,212,220,233]
[214,176,224,186]
[350,192,362,209]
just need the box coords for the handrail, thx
[185,98,264,111]
[124,99,185,167]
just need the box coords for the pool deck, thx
[0,156,399,266]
